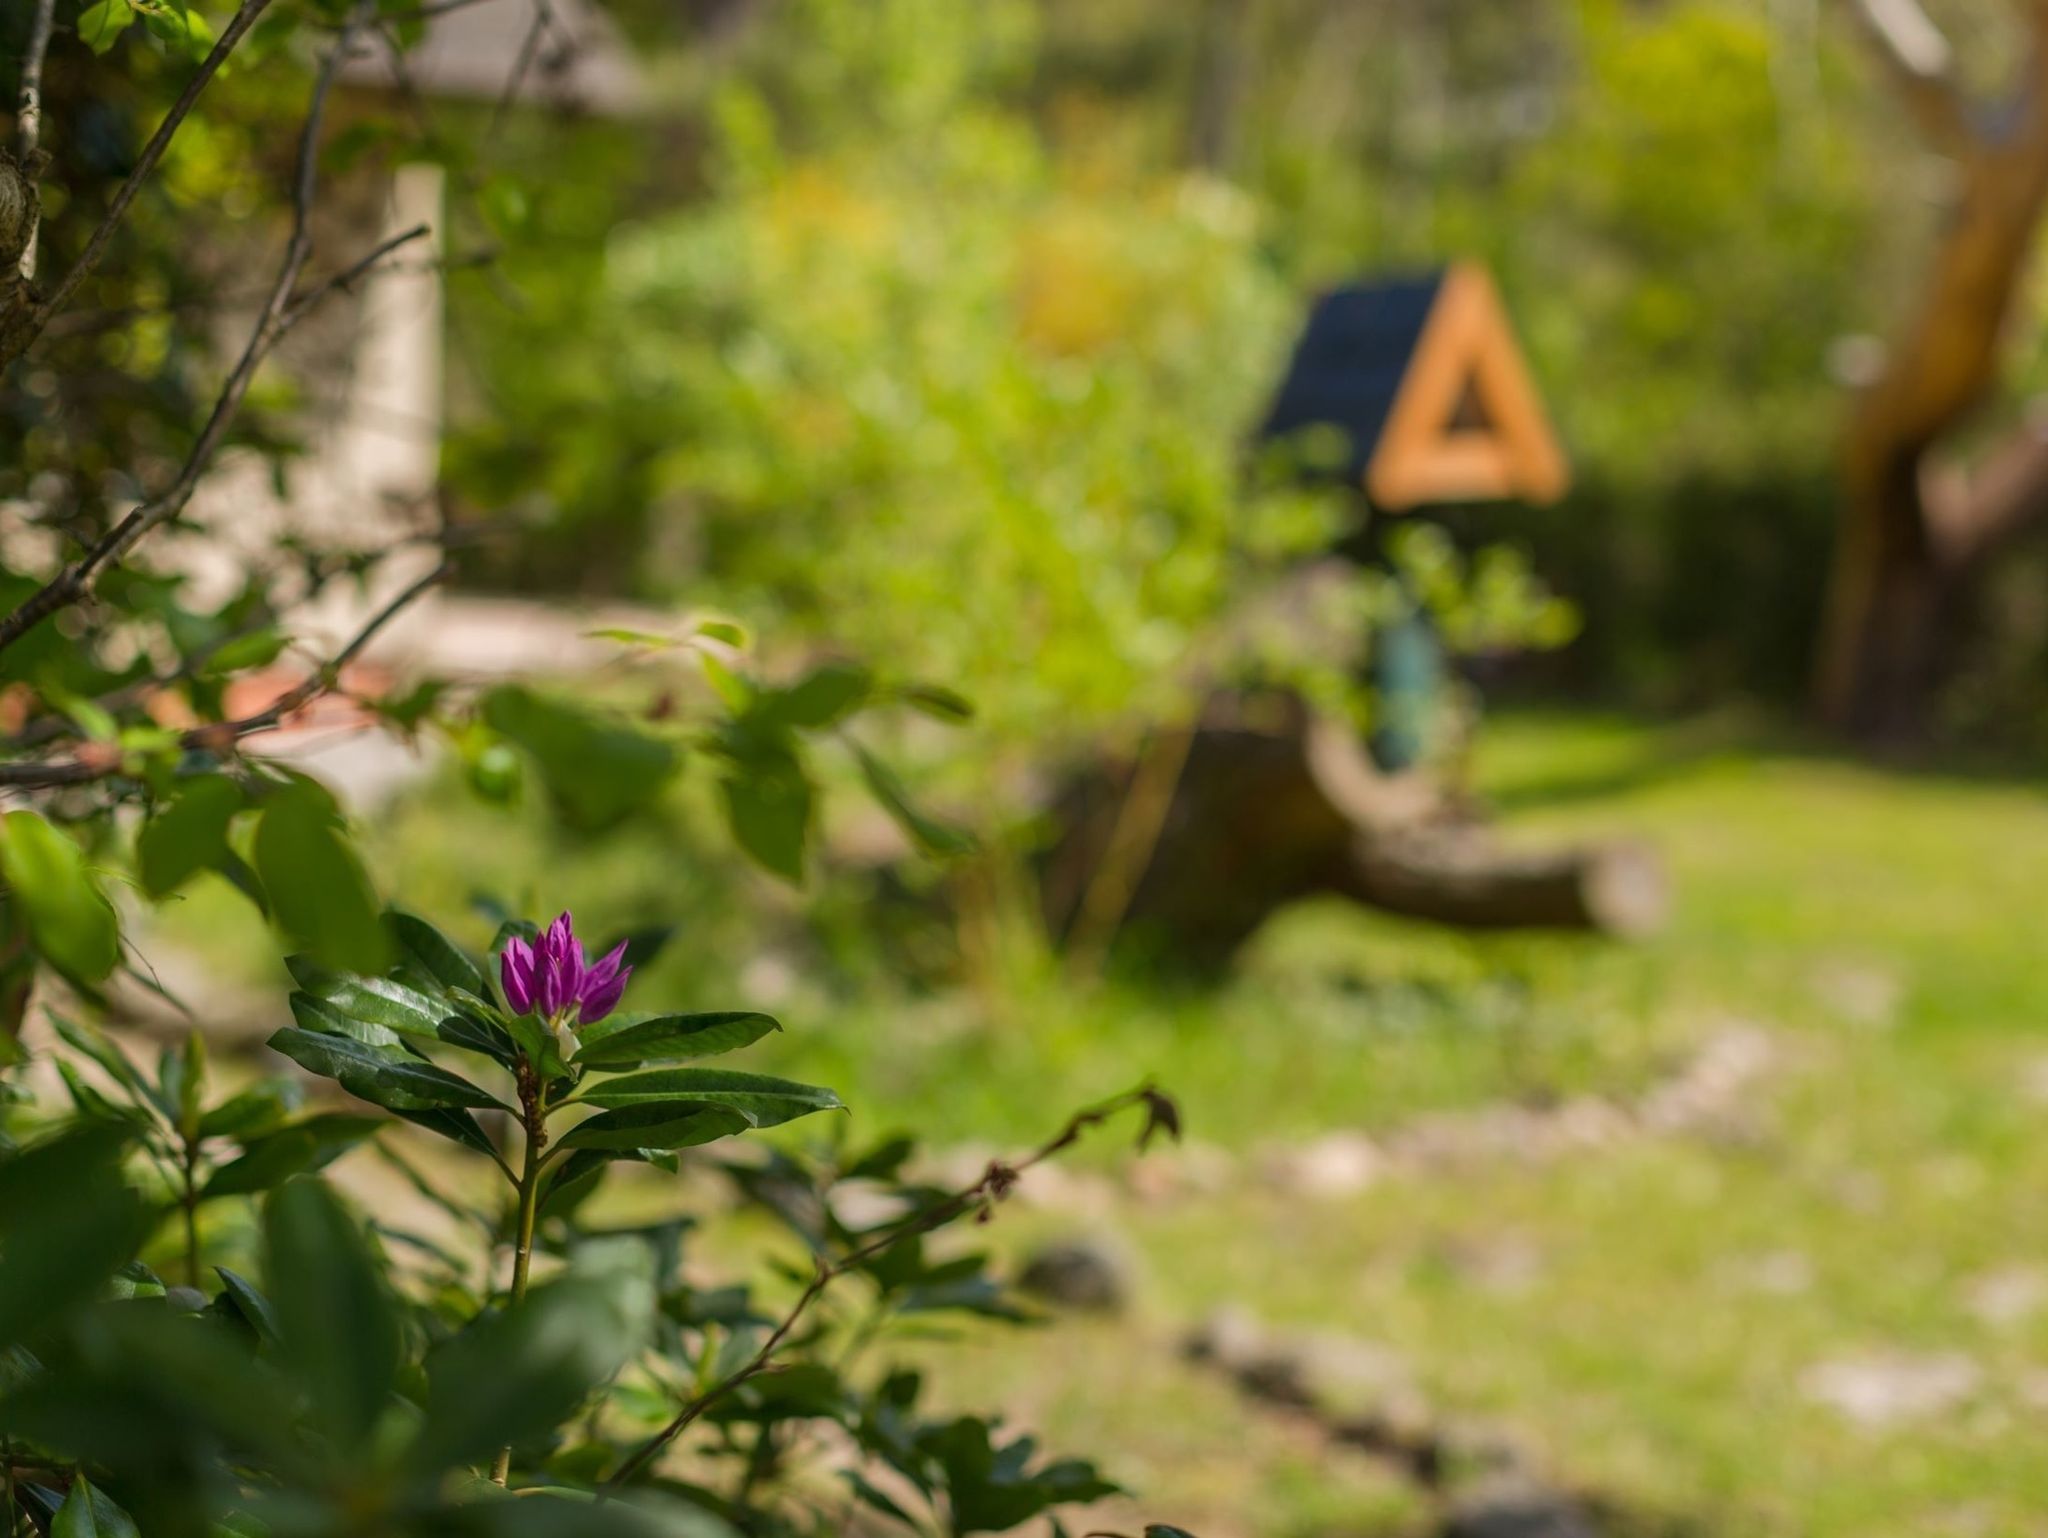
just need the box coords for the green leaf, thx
[571,1069,840,1128]
[556,1101,756,1153]
[195,1078,304,1141]
[0,1126,150,1347]
[895,683,976,723]
[253,788,389,974]
[694,618,748,647]
[718,755,812,882]
[390,1105,500,1161]
[286,957,450,1041]
[387,909,488,996]
[200,1113,382,1200]
[138,774,243,897]
[52,1473,138,1538]
[480,686,682,832]
[0,811,121,985]
[212,1266,282,1347]
[160,1029,206,1139]
[409,1243,655,1474]
[267,1027,509,1114]
[200,628,289,676]
[264,1178,400,1451]
[852,744,975,857]
[76,0,133,52]
[50,1013,167,1116]
[572,1011,780,1068]
[759,662,870,728]
[291,989,404,1050]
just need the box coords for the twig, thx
[0,561,450,789]
[0,3,390,662]
[598,1082,1180,1496]
[485,0,555,141]
[2,0,278,365]
[15,0,55,166]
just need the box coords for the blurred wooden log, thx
[1342,829,1667,936]
[1042,693,1666,959]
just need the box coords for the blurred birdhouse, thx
[1260,261,1568,510]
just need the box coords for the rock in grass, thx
[1018,1238,1131,1313]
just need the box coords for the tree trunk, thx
[1819,0,2048,736]
[1815,443,1950,739]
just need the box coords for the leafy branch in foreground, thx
[4,901,1185,1537]
[602,1079,1181,1493]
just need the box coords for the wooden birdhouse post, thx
[1259,261,1569,769]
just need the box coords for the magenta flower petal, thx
[577,972,629,1025]
[537,911,579,1016]
[500,935,538,1015]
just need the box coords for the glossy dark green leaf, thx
[391,1105,502,1161]
[287,956,448,1039]
[481,686,681,832]
[556,1101,756,1153]
[200,1114,384,1200]
[254,789,389,974]
[387,909,488,996]
[264,1178,400,1451]
[137,774,243,897]
[267,1027,509,1114]
[0,811,121,985]
[290,989,405,1050]
[571,1011,780,1068]
[0,1126,149,1346]
[571,1069,840,1128]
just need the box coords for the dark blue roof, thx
[1258,270,1446,483]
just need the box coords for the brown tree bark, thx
[1818,0,2048,735]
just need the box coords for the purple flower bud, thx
[577,940,632,1025]
[502,911,633,1026]
[500,935,538,1015]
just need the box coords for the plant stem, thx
[181,1138,201,1288]
[491,1069,547,1487]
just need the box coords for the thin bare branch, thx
[1841,0,1977,150]
[1,0,278,365]
[15,0,55,166]
[10,0,56,281]
[0,560,450,790]
[0,2,389,662]
[598,1083,1179,1497]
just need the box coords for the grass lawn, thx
[754,712,2048,1538]
[156,709,2048,1535]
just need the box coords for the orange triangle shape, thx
[1364,263,1569,510]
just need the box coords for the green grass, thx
[168,710,2048,1535]
[861,712,2048,1538]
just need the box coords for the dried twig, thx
[0,561,449,790]
[599,1083,1180,1496]
[0,1,397,661]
